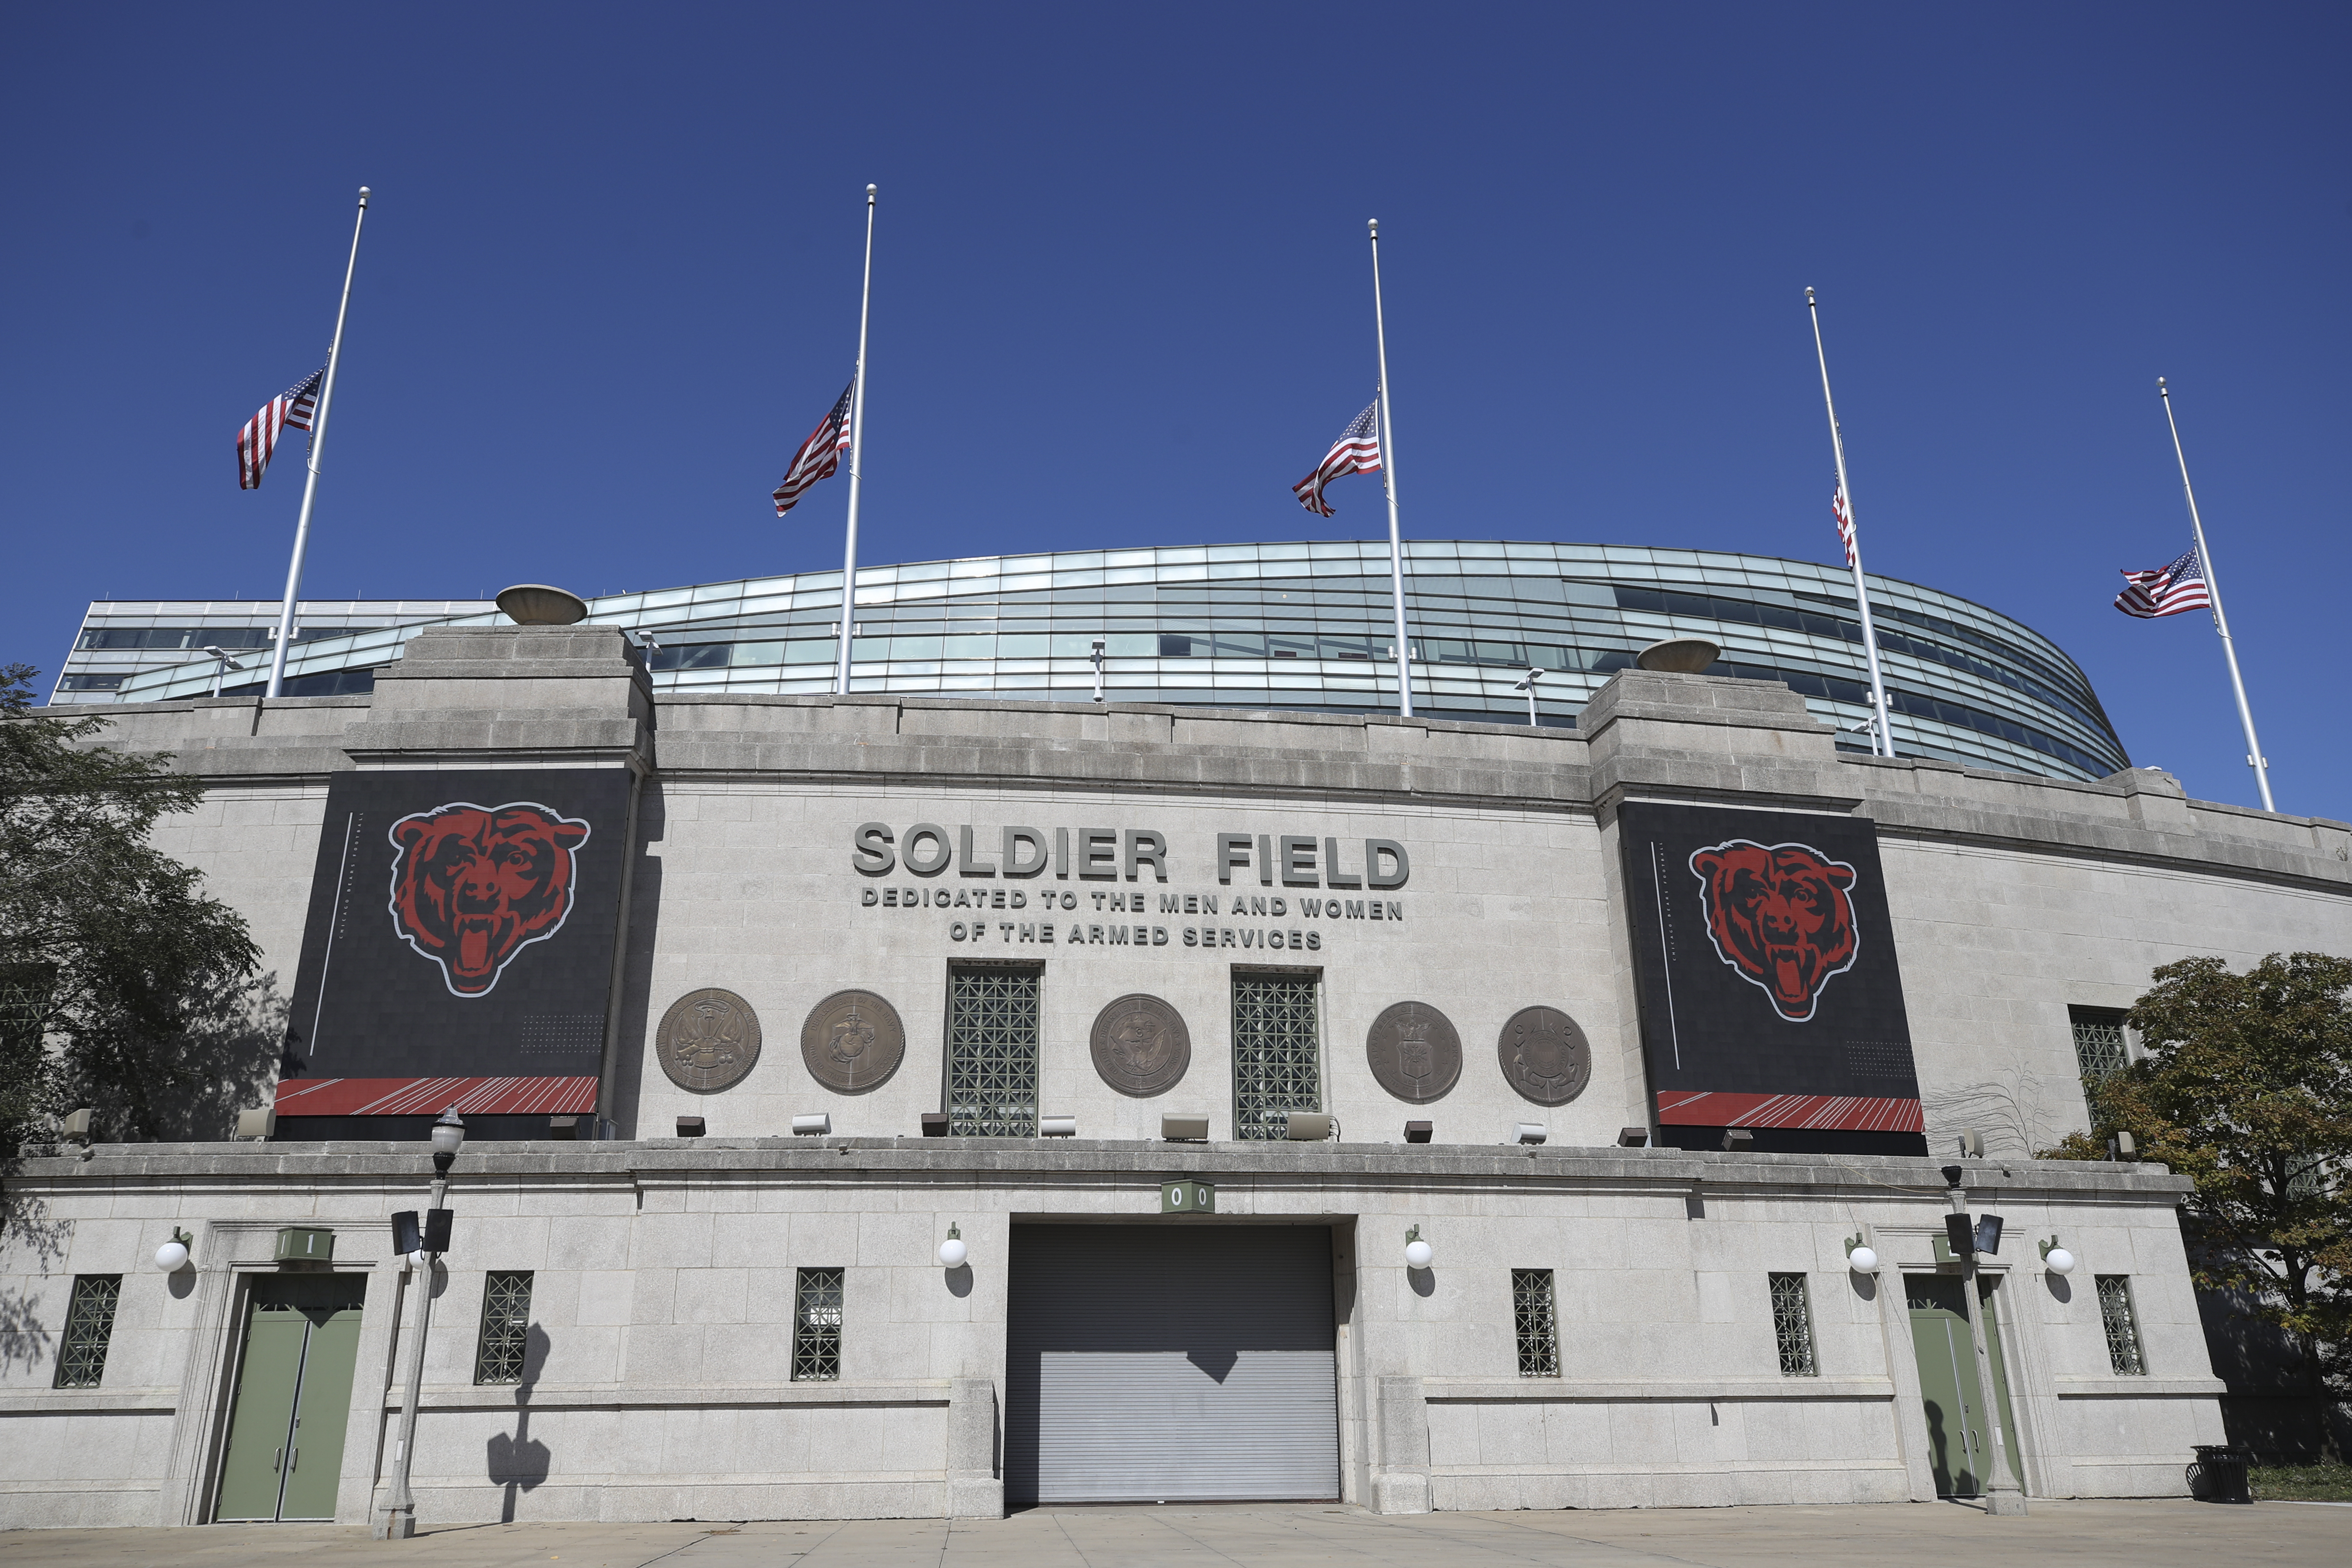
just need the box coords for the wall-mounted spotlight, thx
[1285,1112,1333,1141]
[1844,1233,1878,1273]
[938,1224,967,1269]
[792,1113,831,1136]
[1958,1130,1985,1159]
[1162,1114,1209,1142]
[1403,1121,1432,1144]
[2039,1235,2075,1274]
[153,1227,195,1273]
[1403,1225,1434,1270]
[1722,1129,1755,1152]
[1513,1123,1547,1146]
[1617,1127,1650,1147]
[1040,1115,1077,1138]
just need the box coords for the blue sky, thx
[4,5,2345,817]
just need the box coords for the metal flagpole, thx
[1804,288,1897,758]
[2158,378,2274,812]
[834,184,878,699]
[1369,220,1414,718]
[265,187,370,700]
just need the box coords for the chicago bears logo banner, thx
[278,769,633,1124]
[1617,803,1925,1155]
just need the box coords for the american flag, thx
[236,367,324,490]
[1292,398,1382,517]
[771,380,855,516]
[2114,545,2212,619]
[1831,486,1857,567]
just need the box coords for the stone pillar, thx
[1372,1375,1432,1514]
[947,1377,1004,1519]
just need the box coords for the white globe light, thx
[1404,1239,1434,1270]
[152,1240,189,1273]
[938,1237,968,1268]
[2044,1247,2076,1276]
[1848,1246,1878,1273]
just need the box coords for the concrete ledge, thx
[2051,1376,2228,1398]
[388,1379,950,1411]
[0,1388,178,1415]
[1422,1377,1897,1402]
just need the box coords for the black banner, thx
[1617,802,1925,1154]
[281,769,633,1091]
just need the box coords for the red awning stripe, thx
[273,1077,598,1116]
[1655,1090,1923,1132]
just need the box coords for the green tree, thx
[2047,952,2352,1442]
[0,663,264,1150]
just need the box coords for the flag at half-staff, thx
[771,380,855,516]
[2113,544,2211,619]
[236,367,325,489]
[1831,486,1857,568]
[1291,399,1382,517]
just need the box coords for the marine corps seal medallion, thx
[800,989,906,1094]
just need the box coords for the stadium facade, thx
[64,540,2129,782]
[13,549,2346,1532]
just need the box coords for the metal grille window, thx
[2069,1007,2130,1084]
[473,1271,534,1385]
[1512,1269,1561,1377]
[1769,1273,1818,1377]
[2097,1275,2146,1375]
[53,1275,122,1389]
[792,1266,845,1381]
[1232,973,1322,1140]
[947,966,1040,1137]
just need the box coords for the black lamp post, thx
[376,1108,463,1539]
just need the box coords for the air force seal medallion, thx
[1366,1001,1462,1102]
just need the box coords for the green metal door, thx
[214,1276,368,1522]
[1904,1274,2022,1498]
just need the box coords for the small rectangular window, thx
[1769,1273,1817,1377]
[947,966,1040,1138]
[792,1266,845,1382]
[2096,1275,2145,1375]
[1512,1269,1560,1377]
[2069,1007,2130,1085]
[54,1275,123,1389]
[473,1271,534,1385]
[1232,972,1322,1140]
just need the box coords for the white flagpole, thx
[2158,377,2274,812]
[265,187,370,699]
[1369,219,1414,719]
[834,184,878,699]
[1804,287,1896,757]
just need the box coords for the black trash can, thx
[2186,1444,2253,1503]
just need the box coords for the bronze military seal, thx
[1089,994,1190,1097]
[1366,1001,1462,1103]
[655,988,762,1093]
[800,989,906,1094]
[1497,1005,1591,1106]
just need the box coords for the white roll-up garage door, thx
[1005,1224,1339,1504]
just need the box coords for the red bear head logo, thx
[387,802,590,997]
[1688,839,1860,1022]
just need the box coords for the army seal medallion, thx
[1089,994,1191,1097]
[1366,1001,1462,1103]
[655,988,763,1093]
[800,989,906,1094]
[1497,1005,1592,1106]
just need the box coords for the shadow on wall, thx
[486,1323,553,1523]
[132,971,290,1143]
[2199,1288,2352,1463]
[608,783,666,1140]
[0,1195,71,1375]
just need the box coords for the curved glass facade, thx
[116,540,2129,781]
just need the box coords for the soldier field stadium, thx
[4,538,2348,1529]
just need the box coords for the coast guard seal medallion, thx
[1498,1005,1591,1106]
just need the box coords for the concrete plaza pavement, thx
[0,1499,2346,1568]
